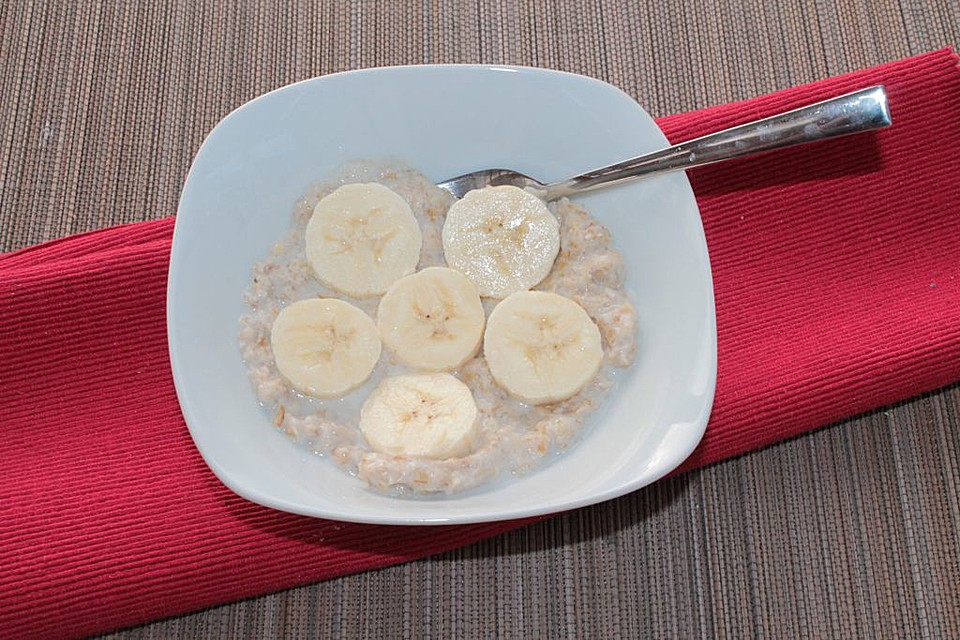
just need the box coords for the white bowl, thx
[168,65,716,525]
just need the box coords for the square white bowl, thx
[168,65,716,525]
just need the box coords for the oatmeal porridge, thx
[239,160,637,495]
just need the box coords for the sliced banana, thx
[484,290,603,405]
[441,185,560,298]
[359,373,479,459]
[270,298,381,398]
[305,183,422,297]
[377,267,485,372]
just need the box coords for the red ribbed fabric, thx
[2,49,959,639]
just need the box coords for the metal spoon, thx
[437,85,891,201]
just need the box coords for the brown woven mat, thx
[2,1,958,637]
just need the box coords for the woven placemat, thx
[1,2,957,638]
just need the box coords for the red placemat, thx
[2,49,959,639]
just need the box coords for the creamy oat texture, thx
[239,161,637,495]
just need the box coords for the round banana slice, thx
[305,183,423,297]
[441,185,560,298]
[377,267,485,372]
[484,290,603,405]
[359,373,479,459]
[270,298,381,398]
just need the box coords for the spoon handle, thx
[542,85,891,200]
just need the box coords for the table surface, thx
[2,1,958,638]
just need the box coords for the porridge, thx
[239,161,637,495]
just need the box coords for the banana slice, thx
[305,183,423,297]
[270,298,381,398]
[377,267,485,372]
[484,290,603,405]
[441,185,560,298]
[359,373,479,459]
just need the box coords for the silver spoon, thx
[437,85,891,201]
